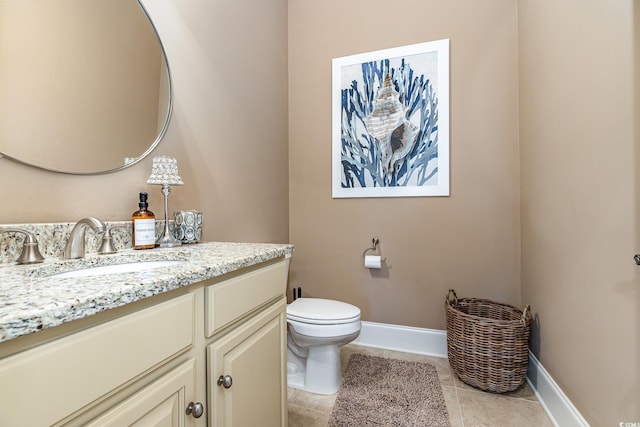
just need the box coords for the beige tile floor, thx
[288,344,555,427]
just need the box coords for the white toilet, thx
[284,254,361,394]
[286,298,361,394]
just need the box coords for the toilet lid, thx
[287,298,360,324]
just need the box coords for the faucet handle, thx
[98,225,118,255]
[1,228,46,264]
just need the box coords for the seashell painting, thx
[364,74,418,175]
[364,74,408,143]
[332,39,450,197]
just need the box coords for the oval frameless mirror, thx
[0,0,172,174]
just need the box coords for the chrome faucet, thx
[0,228,45,264]
[63,217,107,259]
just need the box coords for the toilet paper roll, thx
[364,255,382,269]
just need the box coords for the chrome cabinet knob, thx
[634,254,640,265]
[217,374,233,389]
[185,401,204,418]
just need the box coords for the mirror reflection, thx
[0,0,171,174]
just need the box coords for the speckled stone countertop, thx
[0,242,293,344]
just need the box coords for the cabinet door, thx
[207,299,287,427]
[86,359,199,427]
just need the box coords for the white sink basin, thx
[48,260,187,279]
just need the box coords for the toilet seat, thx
[287,298,360,325]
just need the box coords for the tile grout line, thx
[452,372,466,427]
[443,361,465,427]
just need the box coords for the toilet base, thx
[287,344,342,395]
[286,362,306,390]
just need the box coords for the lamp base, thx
[155,183,182,248]
[156,227,182,248]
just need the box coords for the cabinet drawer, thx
[0,293,194,427]
[205,260,285,337]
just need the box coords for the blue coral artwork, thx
[332,39,450,198]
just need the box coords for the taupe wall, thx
[290,0,638,423]
[0,0,289,245]
[519,0,638,425]
[289,0,520,329]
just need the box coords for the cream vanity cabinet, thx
[205,263,287,427]
[0,258,287,427]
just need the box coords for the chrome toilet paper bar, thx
[362,237,386,262]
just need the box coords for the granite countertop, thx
[0,242,293,344]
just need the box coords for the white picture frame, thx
[332,39,450,198]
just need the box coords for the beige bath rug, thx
[328,353,451,427]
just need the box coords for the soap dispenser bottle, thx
[132,192,156,249]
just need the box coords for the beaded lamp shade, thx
[147,156,184,185]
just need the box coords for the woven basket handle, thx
[446,289,458,306]
[521,305,532,324]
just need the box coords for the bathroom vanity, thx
[0,242,293,426]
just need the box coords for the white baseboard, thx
[352,321,589,427]
[527,352,590,427]
[353,320,448,358]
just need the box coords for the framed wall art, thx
[332,39,449,198]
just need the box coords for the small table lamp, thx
[147,156,184,247]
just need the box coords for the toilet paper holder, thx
[362,237,386,262]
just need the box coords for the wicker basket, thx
[445,289,531,393]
